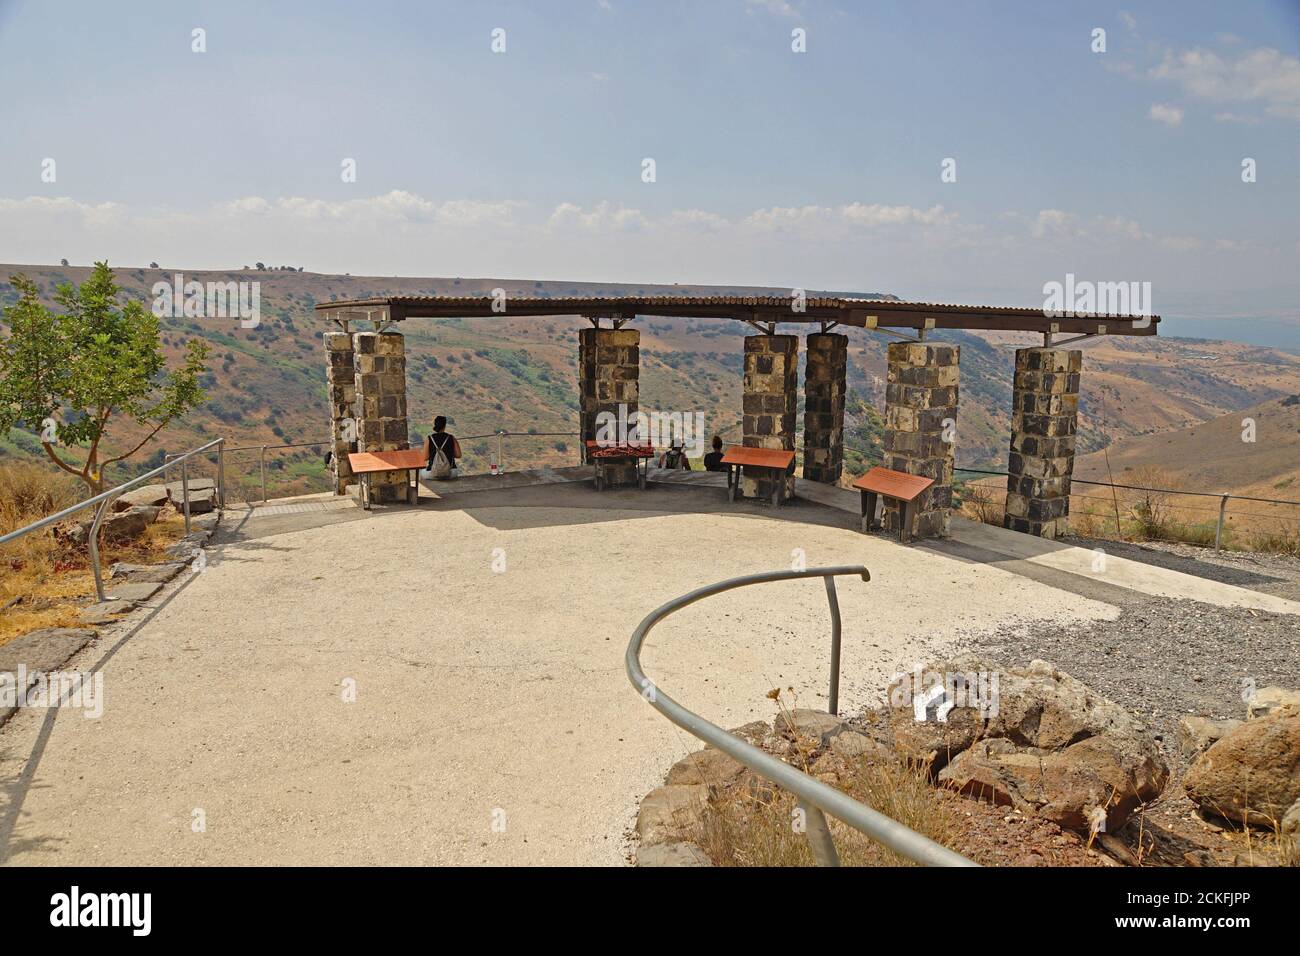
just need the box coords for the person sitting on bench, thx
[658,438,692,471]
[703,435,726,472]
[423,416,462,480]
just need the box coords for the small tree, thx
[0,262,210,494]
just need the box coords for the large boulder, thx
[1177,715,1243,761]
[112,484,170,512]
[1246,687,1300,721]
[1184,705,1300,828]
[891,657,1168,831]
[57,508,150,547]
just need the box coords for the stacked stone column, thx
[741,335,798,500]
[1004,348,1082,539]
[882,343,959,538]
[802,332,848,484]
[579,327,640,486]
[353,330,409,504]
[324,331,357,495]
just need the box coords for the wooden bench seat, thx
[583,440,654,491]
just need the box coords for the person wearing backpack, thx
[422,416,462,480]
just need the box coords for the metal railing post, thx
[216,439,226,510]
[497,430,505,475]
[180,456,192,535]
[824,576,842,717]
[800,801,842,867]
[260,445,268,502]
[87,495,115,603]
[1214,494,1229,551]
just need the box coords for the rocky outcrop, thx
[890,658,1168,832]
[1184,705,1300,827]
[1177,715,1243,760]
[112,484,170,511]
[1246,687,1300,721]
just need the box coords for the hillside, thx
[4,263,1300,501]
[1072,393,1300,534]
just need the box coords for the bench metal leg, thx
[727,465,738,502]
[407,470,418,505]
[361,473,372,511]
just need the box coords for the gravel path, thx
[1063,534,1300,603]
[959,596,1299,759]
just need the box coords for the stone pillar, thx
[882,343,959,538]
[1004,348,1081,539]
[352,329,409,504]
[741,334,798,500]
[324,330,356,495]
[802,332,848,484]
[578,326,640,486]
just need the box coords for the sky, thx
[1,0,1299,346]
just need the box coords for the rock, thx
[891,657,1168,832]
[1246,687,1300,721]
[103,581,162,603]
[112,484,170,511]
[174,487,216,515]
[110,562,186,584]
[1177,715,1243,760]
[165,478,214,498]
[126,505,162,524]
[98,509,149,541]
[665,748,747,789]
[56,507,150,547]
[635,842,712,867]
[636,785,708,845]
[0,627,97,725]
[829,730,896,763]
[1281,798,1300,836]
[80,600,137,625]
[726,721,772,746]
[939,734,1168,832]
[773,709,848,746]
[1184,706,1300,828]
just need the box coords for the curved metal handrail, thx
[626,565,977,867]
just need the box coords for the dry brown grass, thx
[0,461,187,647]
[695,753,955,867]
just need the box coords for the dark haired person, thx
[703,435,726,472]
[423,416,462,479]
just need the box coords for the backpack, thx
[427,434,453,479]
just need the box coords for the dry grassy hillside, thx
[4,263,1300,502]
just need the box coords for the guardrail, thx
[955,467,1300,551]
[0,438,226,603]
[216,440,331,503]
[625,565,977,868]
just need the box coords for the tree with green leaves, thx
[0,261,210,494]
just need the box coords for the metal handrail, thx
[0,438,226,603]
[956,466,1300,550]
[625,565,977,868]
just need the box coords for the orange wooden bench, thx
[347,449,427,509]
[852,466,934,541]
[721,446,797,506]
[584,440,654,491]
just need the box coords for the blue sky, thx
[2,0,1299,345]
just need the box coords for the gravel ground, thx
[1062,534,1300,603]
[957,596,1299,758]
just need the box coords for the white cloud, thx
[1119,11,1138,34]
[1150,46,1300,120]
[1148,102,1184,127]
[744,0,798,17]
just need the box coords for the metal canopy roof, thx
[314,294,1158,336]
